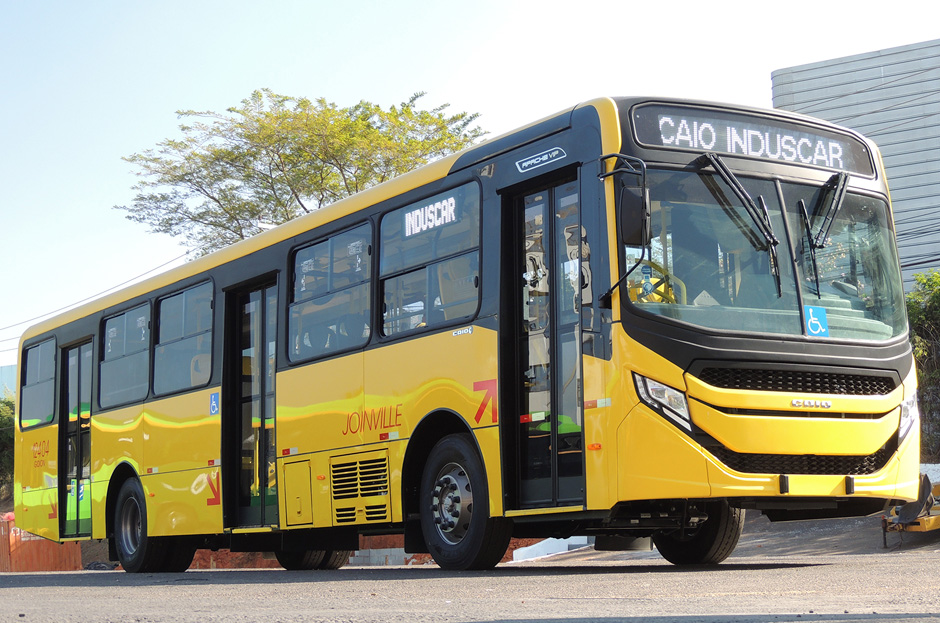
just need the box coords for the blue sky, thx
[1,0,937,366]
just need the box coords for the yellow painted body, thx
[14,423,60,540]
[276,324,501,530]
[588,335,920,509]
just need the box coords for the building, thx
[772,39,940,289]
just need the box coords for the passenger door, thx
[60,342,93,538]
[513,180,586,508]
[226,283,279,527]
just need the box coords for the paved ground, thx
[534,510,940,566]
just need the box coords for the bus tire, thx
[113,478,166,573]
[275,549,326,570]
[652,500,744,565]
[159,539,196,572]
[419,434,511,570]
[317,550,353,570]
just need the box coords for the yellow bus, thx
[14,97,919,571]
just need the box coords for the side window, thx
[20,339,56,428]
[380,183,481,336]
[100,304,150,408]
[154,282,213,395]
[289,223,372,361]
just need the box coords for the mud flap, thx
[895,473,934,525]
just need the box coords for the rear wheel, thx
[274,549,352,570]
[275,549,326,570]
[419,434,511,570]
[317,550,353,570]
[159,539,196,572]
[113,478,165,573]
[652,500,744,565]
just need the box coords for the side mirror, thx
[617,180,650,247]
[599,154,650,247]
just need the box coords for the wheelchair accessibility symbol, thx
[209,392,221,416]
[804,305,829,337]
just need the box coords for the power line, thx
[0,251,190,333]
[788,66,940,117]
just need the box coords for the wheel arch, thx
[401,409,482,552]
[105,462,140,539]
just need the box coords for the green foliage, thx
[0,390,13,499]
[907,270,940,460]
[116,90,485,255]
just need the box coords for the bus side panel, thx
[894,373,923,499]
[141,390,223,536]
[277,352,364,529]
[143,468,224,537]
[277,327,501,527]
[617,406,711,501]
[582,353,615,511]
[90,404,144,539]
[895,422,922,498]
[613,331,711,502]
[143,390,221,473]
[14,424,60,540]
[364,326,502,516]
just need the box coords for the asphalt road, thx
[2,516,940,623]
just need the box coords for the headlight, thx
[634,373,691,431]
[899,392,920,443]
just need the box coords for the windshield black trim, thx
[618,313,913,383]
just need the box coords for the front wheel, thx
[652,500,744,565]
[419,434,511,570]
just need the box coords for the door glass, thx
[518,182,585,507]
[238,291,262,520]
[236,285,278,526]
[520,191,553,505]
[553,184,584,504]
[62,342,92,537]
[263,286,278,515]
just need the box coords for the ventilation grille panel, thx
[330,451,390,524]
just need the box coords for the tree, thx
[907,269,940,461]
[0,390,13,502]
[116,90,486,254]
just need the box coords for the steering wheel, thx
[629,260,687,305]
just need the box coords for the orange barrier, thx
[1,515,83,572]
[189,549,280,570]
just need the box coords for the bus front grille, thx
[698,367,897,396]
[709,436,896,476]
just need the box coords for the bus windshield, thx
[624,168,907,340]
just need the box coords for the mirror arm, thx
[598,153,646,181]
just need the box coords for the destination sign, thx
[633,104,873,176]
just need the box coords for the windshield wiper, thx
[812,172,849,249]
[797,172,850,298]
[702,152,781,297]
[797,199,821,297]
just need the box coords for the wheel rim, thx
[118,497,142,557]
[430,461,473,545]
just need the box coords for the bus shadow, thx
[494,617,935,623]
[0,560,826,588]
